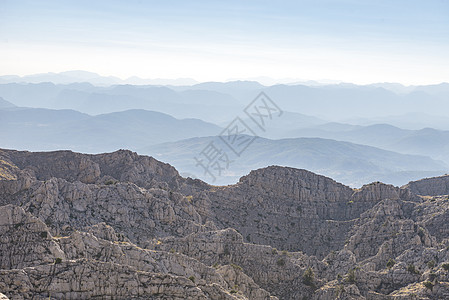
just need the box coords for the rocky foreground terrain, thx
[1,149,449,299]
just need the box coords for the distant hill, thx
[139,136,448,187]
[282,123,449,165]
[0,97,16,108]
[0,108,222,152]
[346,112,449,130]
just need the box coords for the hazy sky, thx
[1,0,448,84]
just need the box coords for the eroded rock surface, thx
[1,148,449,299]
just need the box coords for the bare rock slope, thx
[1,148,449,299]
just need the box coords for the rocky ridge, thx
[1,148,449,299]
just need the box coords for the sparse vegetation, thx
[347,268,356,283]
[386,258,396,268]
[302,267,316,289]
[427,260,436,269]
[407,264,420,275]
[442,263,449,271]
[14,222,24,229]
[188,276,195,283]
[54,258,62,264]
[276,258,285,266]
[423,280,434,290]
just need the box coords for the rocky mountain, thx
[1,148,449,299]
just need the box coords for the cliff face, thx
[404,174,449,196]
[201,167,415,258]
[1,149,208,192]
[1,148,449,300]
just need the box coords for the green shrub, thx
[276,258,285,266]
[407,264,420,275]
[386,258,396,268]
[303,267,316,289]
[442,263,449,271]
[347,268,356,283]
[423,281,434,290]
[188,276,195,283]
[54,257,62,264]
[429,272,437,282]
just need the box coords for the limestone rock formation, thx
[1,148,449,299]
[404,174,449,196]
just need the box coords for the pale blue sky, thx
[1,0,448,84]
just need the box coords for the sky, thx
[0,0,448,85]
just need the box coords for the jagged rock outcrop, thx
[2,175,214,245]
[149,228,322,299]
[0,205,65,270]
[404,174,449,196]
[0,205,266,299]
[0,148,207,194]
[199,167,415,258]
[1,148,449,299]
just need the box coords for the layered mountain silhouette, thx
[2,79,449,188]
[141,135,448,187]
[0,108,221,152]
[2,80,449,126]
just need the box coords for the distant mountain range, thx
[263,123,449,165]
[0,70,198,86]
[1,78,449,128]
[139,135,448,187]
[1,76,449,188]
[0,108,221,152]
